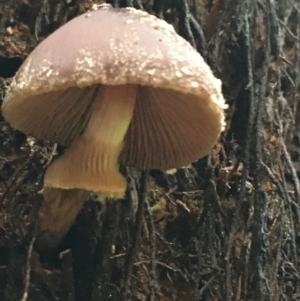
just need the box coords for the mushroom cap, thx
[2,5,227,169]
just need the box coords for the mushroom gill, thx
[121,86,224,169]
[44,84,137,198]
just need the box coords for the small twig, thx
[59,249,76,301]
[281,139,300,210]
[178,0,197,48]
[189,14,207,58]
[122,171,148,300]
[35,0,50,41]
[271,198,284,299]
[278,159,299,269]
[287,0,300,16]
[41,143,58,170]
[156,261,188,280]
[280,66,295,87]
[145,197,160,300]
[278,19,300,42]
[260,160,286,199]
[199,275,216,297]
[20,236,36,301]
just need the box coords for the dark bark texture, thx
[1,0,300,300]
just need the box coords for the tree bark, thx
[1,0,300,300]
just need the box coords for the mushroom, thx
[36,187,89,251]
[2,5,227,198]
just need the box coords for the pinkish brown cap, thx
[2,5,227,194]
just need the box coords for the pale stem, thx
[44,84,137,198]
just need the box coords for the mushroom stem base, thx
[44,84,137,198]
[36,187,88,251]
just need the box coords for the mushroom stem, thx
[44,84,137,197]
[36,187,89,252]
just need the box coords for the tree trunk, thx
[0,0,300,300]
